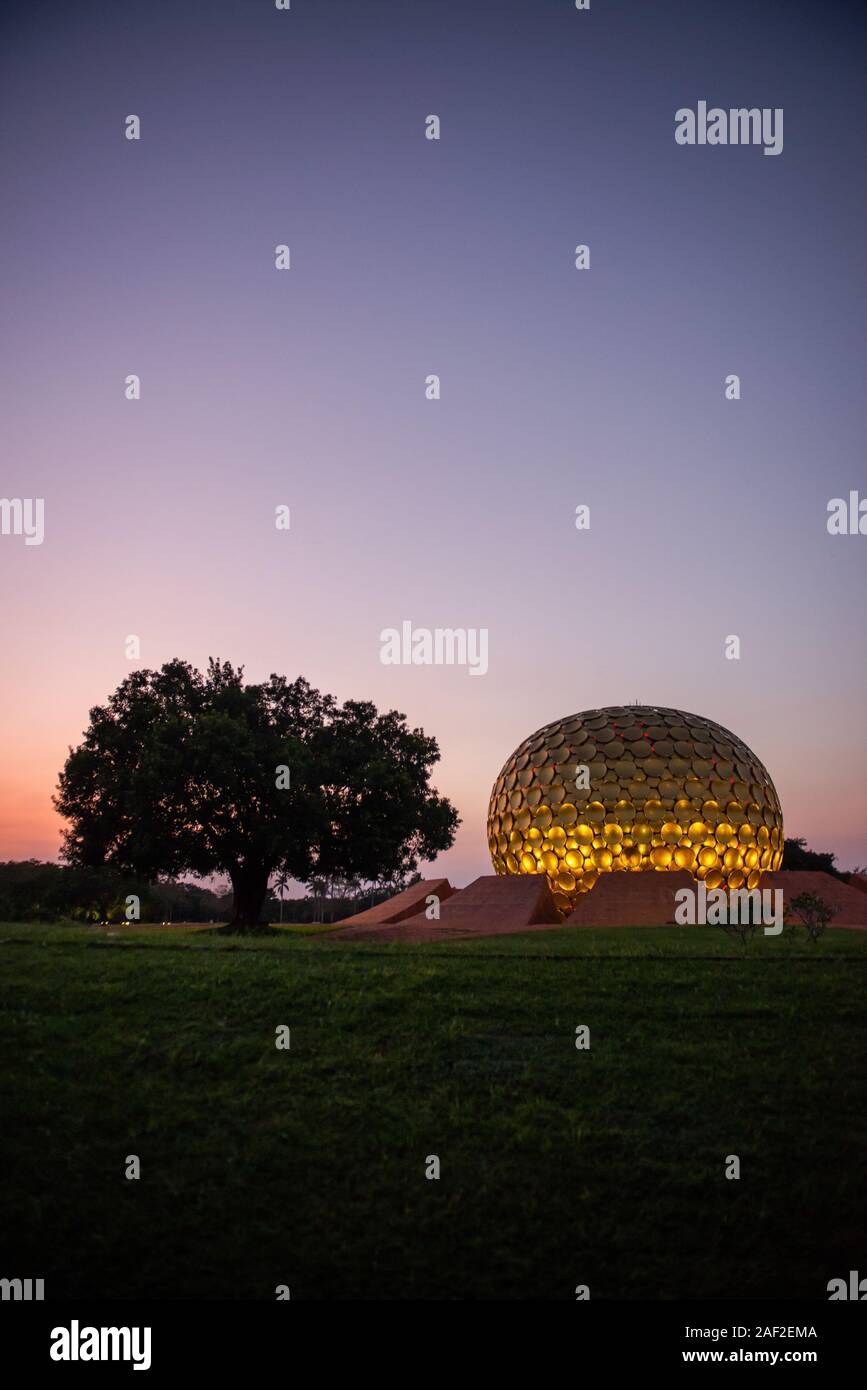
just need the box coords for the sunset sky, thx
[1,0,865,887]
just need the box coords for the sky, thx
[1,0,865,887]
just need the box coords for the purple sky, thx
[1,0,865,885]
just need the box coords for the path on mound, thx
[321,874,560,942]
[329,877,455,929]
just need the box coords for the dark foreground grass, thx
[1,921,865,1300]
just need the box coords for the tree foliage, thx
[786,891,836,943]
[0,861,229,924]
[55,660,459,930]
[781,837,847,881]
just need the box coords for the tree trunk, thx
[228,865,271,933]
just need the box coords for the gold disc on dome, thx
[658,779,682,801]
[674,846,696,870]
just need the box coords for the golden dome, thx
[487,705,783,917]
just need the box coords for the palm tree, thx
[273,871,290,924]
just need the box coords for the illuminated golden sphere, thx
[487,706,783,917]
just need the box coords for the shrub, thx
[786,892,836,943]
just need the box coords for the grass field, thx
[1,920,865,1301]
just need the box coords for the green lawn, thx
[0,921,864,1300]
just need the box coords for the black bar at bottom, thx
[1,1299,863,1375]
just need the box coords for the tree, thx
[786,892,836,943]
[781,837,847,881]
[720,908,760,947]
[272,870,291,924]
[54,659,458,932]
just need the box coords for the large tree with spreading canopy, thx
[54,659,459,931]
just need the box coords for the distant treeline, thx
[0,861,413,925]
[0,861,231,923]
[780,837,851,881]
[264,884,403,924]
[0,842,853,924]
